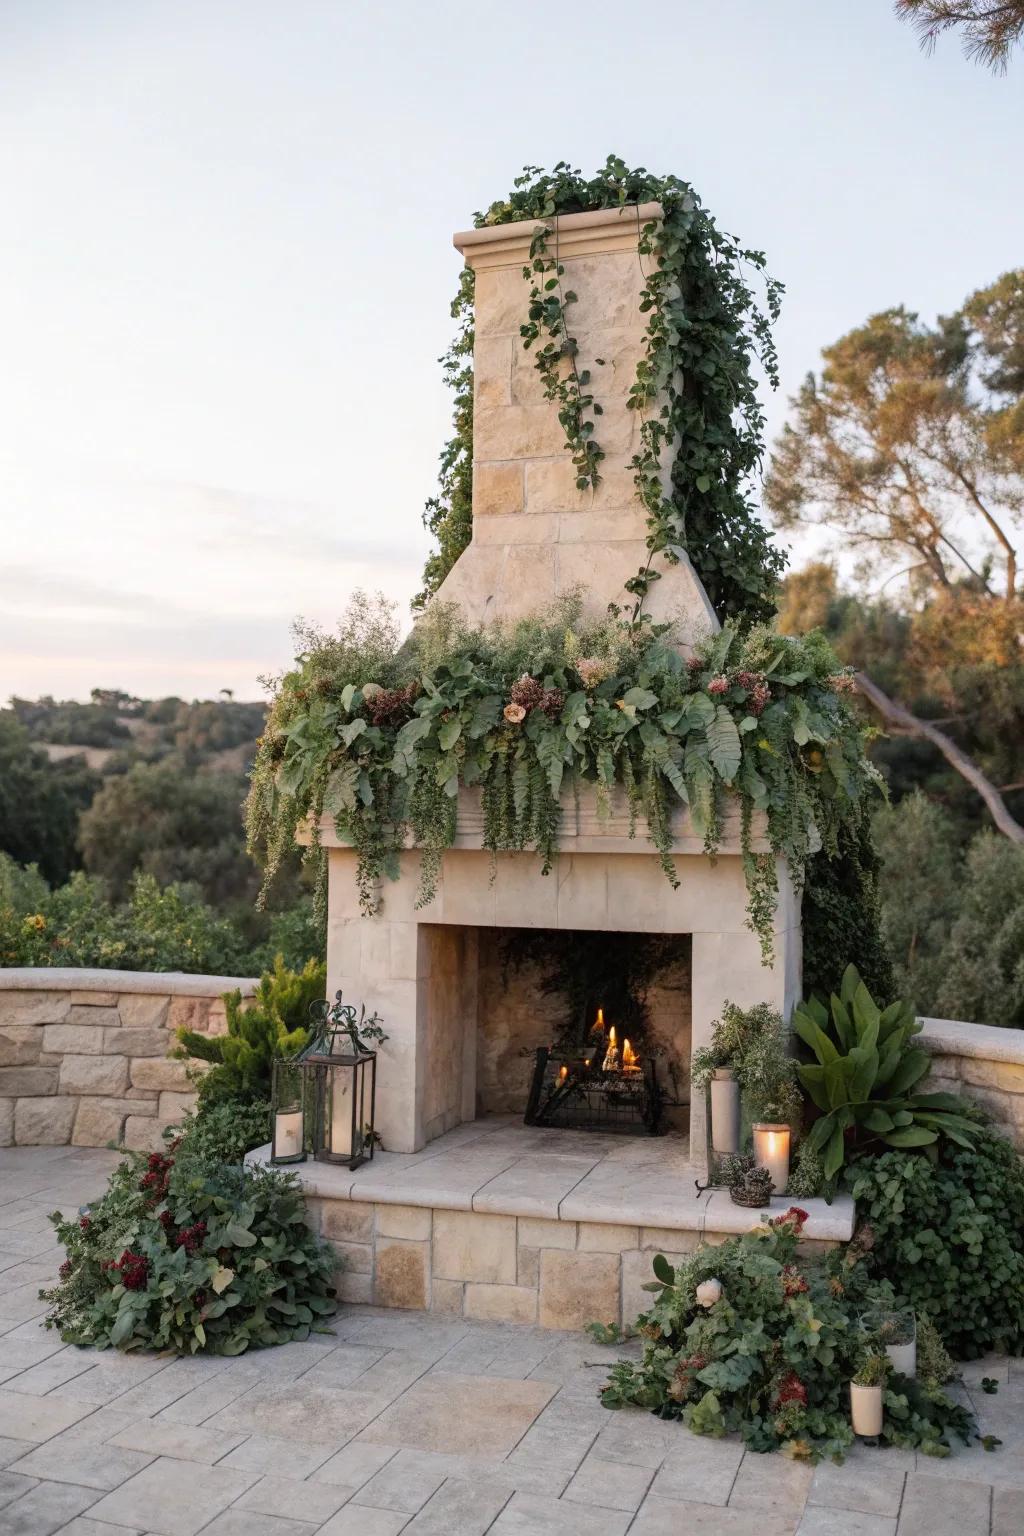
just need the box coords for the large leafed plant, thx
[247,594,880,961]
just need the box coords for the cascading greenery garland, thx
[416,156,787,625]
[246,596,881,962]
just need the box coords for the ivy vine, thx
[418,156,787,626]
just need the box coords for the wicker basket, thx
[729,1187,771,1208]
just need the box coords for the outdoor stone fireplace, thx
[316,201,802,1177]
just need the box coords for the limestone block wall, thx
[0,969,256,1150]
[304,1198,843,1330]
[919,1017,1024,1149]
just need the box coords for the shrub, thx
[0,869,255,974]
[795,965,979,1178]
[802,813,896,1006]
[40,1139,336,1355]
[847,1133,1024,1358]
[601,1207,977,1459]
[176,955,326,1107]
[173,1100,273,1170]
[935,832,1024,1028]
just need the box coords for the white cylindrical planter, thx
[710,1069,741,1154]
[850,1383,884,1437]
[861,1309,916,1380]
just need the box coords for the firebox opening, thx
[417,924,691,1144]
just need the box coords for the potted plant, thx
[692,1002,799,1157]
[862,1307,916,1379]
[850,1351,890,1437]
[721,1153,775,1208]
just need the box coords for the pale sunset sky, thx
[1,2,1021,702]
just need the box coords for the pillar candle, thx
[752,1122,790,1196]
[275,1109,303,1160]
[330,1073,353,1158]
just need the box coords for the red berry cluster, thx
[707,675,730,696]
[367,683,418,728]
[734,669,771,715]
[175,1220,207,1256]
[59,1260,72,1280]
[781,1264,809,1297]
[140,1152,172,1204]
[79,1216,91,1231]
[773,1370,808,1408]
[508,675,564,719]
[111,1250,149,1290]
[771,1206,809,1231]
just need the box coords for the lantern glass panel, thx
[271,1059,307,1164]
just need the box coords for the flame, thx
[601,1025,620,1073]
[622,1038,640,1072]
[592,1006,605,1034]
[557,1064,569,1084]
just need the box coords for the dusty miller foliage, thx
[417,156,786,626]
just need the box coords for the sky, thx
[1,1,1021,704]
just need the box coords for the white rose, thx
[695,1278,723,1308]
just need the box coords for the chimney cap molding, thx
[453,201,664,269]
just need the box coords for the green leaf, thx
[109,1307,135,1347]
[621,686,659,712]
[696,473,711,493]
[883,1127,938,1148]
[224,1223,257,1248]
[651,1253,675,1286]
[705,707,741,782]
[341,718,367,747]
[211,1266,235,1295]
[438,718,462,751]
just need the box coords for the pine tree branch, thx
[854,669,1024,843]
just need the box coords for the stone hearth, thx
[248,1118,853,1328]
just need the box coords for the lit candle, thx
[557,1064,569,1084]
[601,1026,619,1073]
[593,1007,605,1034]
[275,1108,303,1160]
[752,1122,791,1196]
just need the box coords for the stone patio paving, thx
[1,1147,1022,1536]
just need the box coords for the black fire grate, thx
[524,1046,664,1136]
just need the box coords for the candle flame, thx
[557,1064,568,1083]
[621,1038,640,1071]
[592,1006,605,1034]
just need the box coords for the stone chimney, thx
[432,203,718,639]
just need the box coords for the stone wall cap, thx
[454,202,664,268]
[918,1016,1024,1064]
[0,967,258,997]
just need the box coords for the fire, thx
[592,1006,605,1034]
[601,1025,619,1073]
[557,1064,569,1084]
[622,1038,640,1073]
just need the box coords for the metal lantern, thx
[306,1000,378,1170]
[270,1057,308,1165]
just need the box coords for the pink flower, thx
[828,673,857,695]
[707,676,729,696]
[503,703,526,724]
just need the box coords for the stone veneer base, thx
[246,1120,854,1331]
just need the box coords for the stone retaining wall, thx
[304,1199,842,1331]
[919,1017,1024,1149]
[0,968,256,1151]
